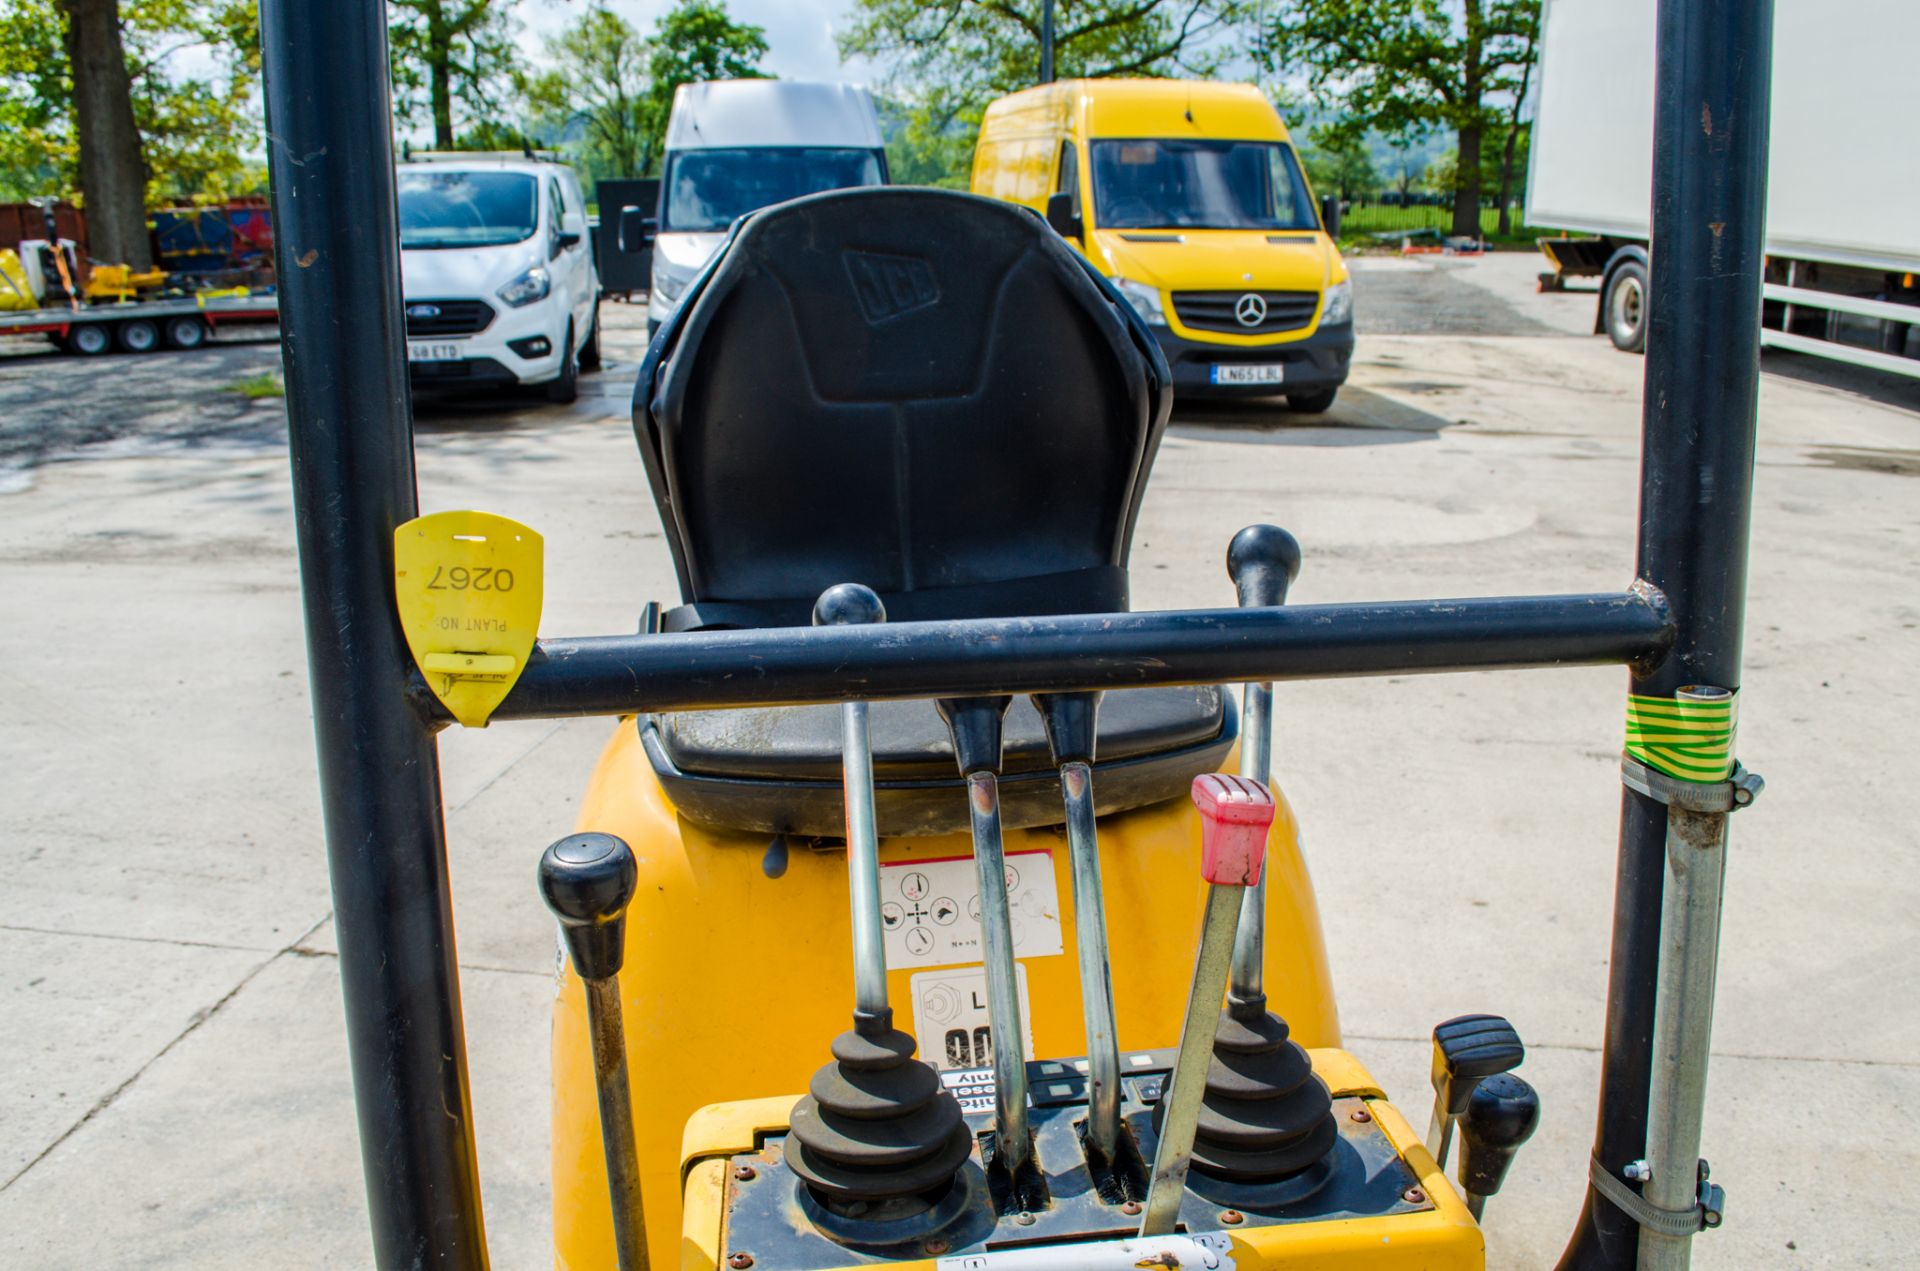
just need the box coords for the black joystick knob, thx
[538,832,638,982]
[814,582,887,628]
[1226,524,1303,610]
[1458,1072,1540,1213]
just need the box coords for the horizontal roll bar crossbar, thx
[448,588,1673,723]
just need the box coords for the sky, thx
[514,0,881,86]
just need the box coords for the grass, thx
[225,371,284,399]
[1336,203,1551,250]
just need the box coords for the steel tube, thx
[1229,680,1272,1000]
[259,0,488,1265]
[1559,1,1773,1266]
[843,700,888,1016]
[966,771,1033,1176]
[1636,805,1729,1271]
[1139,884,1243,1236]
[584,977,650,1271]
[1060,761,1122,1159]
[476,592,1670,723]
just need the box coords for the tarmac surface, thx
[3,251,1918,1267]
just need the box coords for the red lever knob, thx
[1191,773,1275,886]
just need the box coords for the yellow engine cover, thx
[551,719,1341,1271]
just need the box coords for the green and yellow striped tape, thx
[1625,689,1737,783]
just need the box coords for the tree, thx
[843,0,1252,187]
[1300,130,1376,203]
[525,4,652,180]
[388,0,519,149]
[3,0,263,251]
[1261,0,1540,238]
[639,0,769,169]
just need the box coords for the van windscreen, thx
[663,149,885,232]
[1090,139,1318,231]
[397,171,539,249]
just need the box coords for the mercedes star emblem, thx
[1234,293,1268,327]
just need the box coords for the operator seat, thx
[631,187,1235,835]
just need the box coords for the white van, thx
[630,81,888,336]
[397,153,600,402]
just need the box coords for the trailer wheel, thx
[1604,261,1649,353]
[65,323,112,356]
[164,315,209,350]
[117,319,160,353]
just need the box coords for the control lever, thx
[936,694,1035,1186]
[1139,774,1274,1236]
[1224,524,1302,1011]
[1426,1014,1525,1169]
[787,586,971,1210]
[1457,1072,1541,1219]
[1034,691,1125,1168]
[540,832,649,1271]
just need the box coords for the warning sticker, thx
[880,851,1063,969]
[911,963,1034,1078]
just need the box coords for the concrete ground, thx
[2,251,1917,1268]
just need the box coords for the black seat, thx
[631,188,1233,835]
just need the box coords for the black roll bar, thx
[257,0,1772,1266]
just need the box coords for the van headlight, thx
[1321,279,1353,326]
[496,266,551,308]
[654,264,692,305]
[1112,276,1167,326]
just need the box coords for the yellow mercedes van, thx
[971,78,1353,410]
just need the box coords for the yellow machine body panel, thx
[673,1053,1481,1271]
[551,718,1340,1270]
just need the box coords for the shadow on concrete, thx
[1761,348,1920,414]
[1170,385,1455,447]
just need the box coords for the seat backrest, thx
[634,187,1171,630]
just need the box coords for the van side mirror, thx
[1045,193,1083,242]
[619,206,657,253]
[556,230,582,251]
[1319,194,1342,239]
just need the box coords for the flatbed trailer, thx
[0,292,279,356]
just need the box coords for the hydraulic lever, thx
[936,694,1035,1186]
[1425,1014,1525,1169]
[1034,691,1125,1167]
[539,832,649,1271]
[1457,1071,1540,1220]
[1140,773,1274,1236]
[1224,524,1302,1010]
[787,586,970,1211]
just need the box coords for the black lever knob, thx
[1034,690,1102,767]
[1226,524,1303,610]
[813,582,886,627]
[1458,1072,1541,1208]
[936,695,1013,775]
[539,832,638,982]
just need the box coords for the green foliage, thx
[225,369,284,398]
[1262,0,1539,144]
[524,4,652,181]
[1299,130,1376,201]
[841,0,1253,162]
[0,0,263,203]
[638,0,770,170]
[874,90,977,189]
[387,0,521,149]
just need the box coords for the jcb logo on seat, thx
[844,250,939,323]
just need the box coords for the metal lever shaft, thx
[1036,691,1123,1163]
[1140,774,1275,1237]
[938,695,1032,1179]
[540,832,649,1271]
[815,584,890,1017]
[1224,525,1301,1007]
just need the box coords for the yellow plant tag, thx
[394,511,543,727]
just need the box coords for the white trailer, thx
[1527,0,1919,379]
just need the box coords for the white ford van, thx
[397,153,600,402]
[630,81,888,337]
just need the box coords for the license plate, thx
[1210,363,1286,385]
[408,342,462,362]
